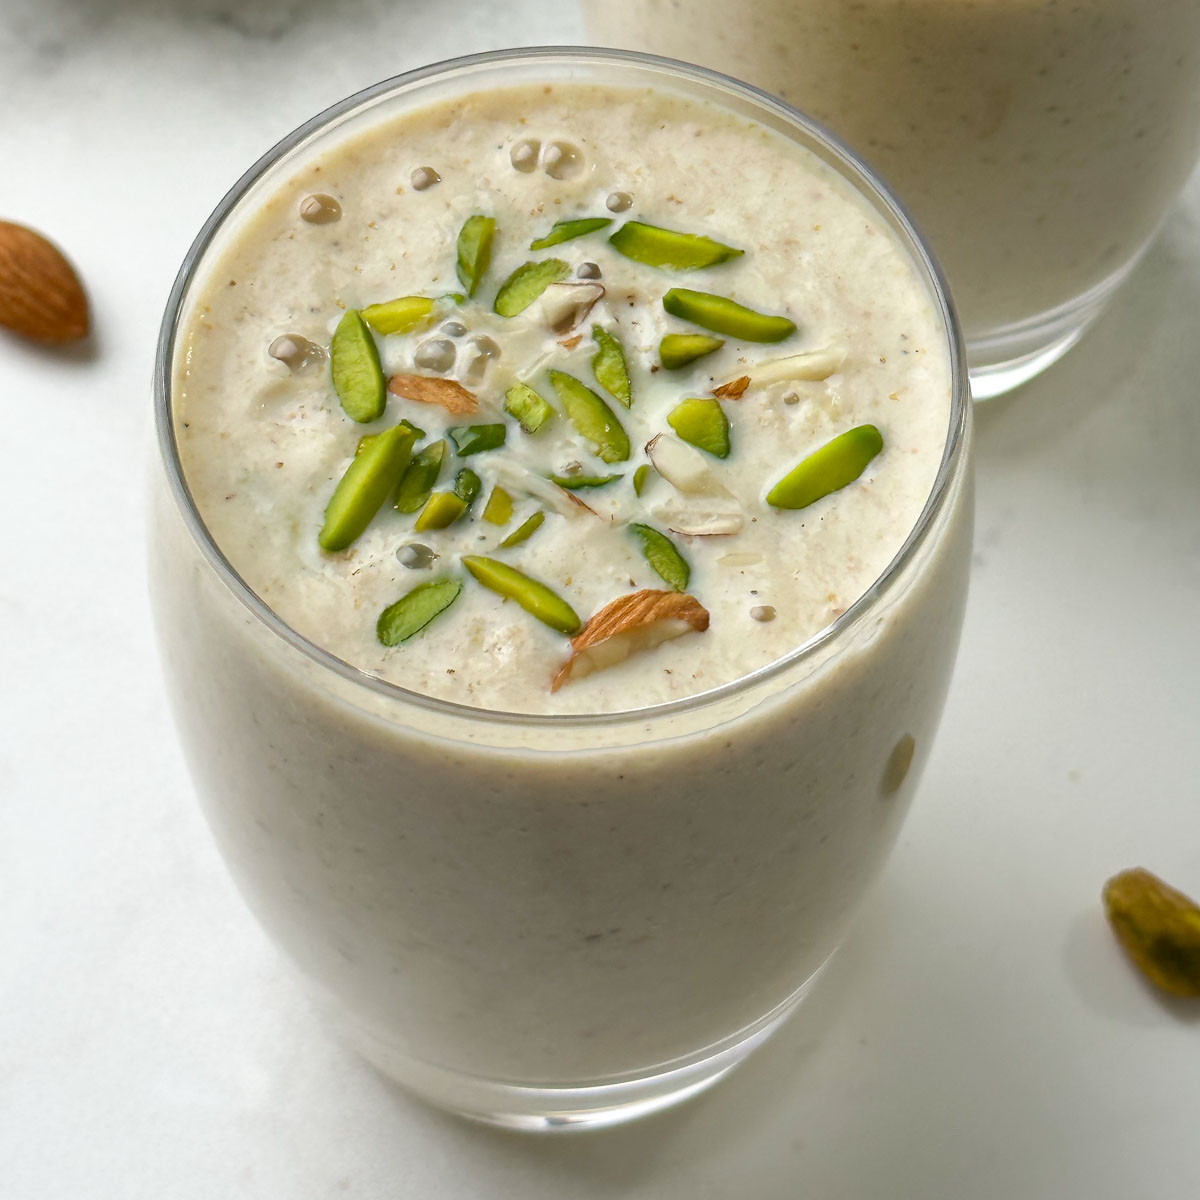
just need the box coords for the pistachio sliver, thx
[530,216,613,250]
[330,309,386,423]
[591,325,632,408]
[766,424,883,510]
[447,423,507,456]
[453,467,483,507]
[414,490,468,531]
[482,486,514,525]
[660,333,725,370]
[662,288,796,343]
[548,472,623,489]
[632,464,652,496]
[498,510,545,548]
[609,221,743,270]
[377,578,462,646]
[629,524,690,592]
[494,258,570,317]
[667,397,731,459]
[547,369,631,464]
[319,423,417,551]
[504,382,556,434]
[462,555,581,635]
[456,214,496,297]
[361,295,436,335]
[393,438,446,512]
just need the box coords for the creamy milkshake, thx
[588,0,1200,395]
[151,50,972,1129]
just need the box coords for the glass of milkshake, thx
[150,48,972,1130]
[587,1,1200,397]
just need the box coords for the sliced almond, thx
[0,220,89,344]
[553,589,709,690]
[655,503,745,537]
[645,434,734,498]
[489,460,599,519]
[712,375,750,400]
[534,281,605,333]
[744,346,847,389]
[388,373,478,415]
[558,334,583,350]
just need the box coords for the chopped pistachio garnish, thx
[632,464,652,496]
[493,258,570,317]
[330,309,386,423]
[629,524,690,592]
[462,555,581,635]
[766,424,883,510]
[548,472,623,489]
[456,214,495,297]
[547,369,631,464]
[393,438,446,512]
[482,485,514,525]
[663,288,796,343]
[319,423,417,551]
[660,332,724,370]
[361,295,436,335]
[414,490,468,531]
[609,221,743,270]
[447,423,507,456]
[504,382,556,434]
[667,398,731,459]
[453,467,483,507]
[377,578,462,646]
[498,510,545,548]
[529,216,613,250]
[591,325,633,408]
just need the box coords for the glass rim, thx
[153,44,970,731]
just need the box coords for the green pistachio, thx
[504,382,556,433]
[662,288,796,343]
[393,439,446,513]
[330,309,386,423]
[456,215,496,297]
[592,325,632,408]
[493,258,570,317]
[546,369,631,464]
[629,524,690,592]
[319,423,417,551]
[462,555,581,635]
[482,486,514,526]
[609,220,743,270]
[632,464,652,496]
[548,472,623,488]
[414,490,468,531]
[667,397,731,458]
[453,468,483,506]
[498,511,545,548]
[766,424,884,510]
[447,423,507,456]
[659,332,725,369]
[376,578,462,646]
[529,217,613,250]
[361,295,436,335]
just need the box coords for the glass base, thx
[341,958,831,1132]
[966,251,1144,400]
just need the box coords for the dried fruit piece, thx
[0,220,89,343]
[1103,868,1200,997]
[414,490,468,531]
[663,288,795,343]
[453,468,482,507]
[629,524,690,592]
[462,556,580,635]
[766,424,884,510]
[447,423,507,456]
[660,333,724,370]
[504,382,555,433]
[632,464,652,496]
[667,398,731,458]
[388,373,478,416]
[547,369,631,464]
[548,472,623,489]
[319,423,417,551]
[331,310,386,423]
[712,376,750,400]
[553,589,709,690]
[394,439,446,512]
[482,486,514,526]
[377,578,462,646]
[534,281,605,333]
[361,295,436,335]
[494,258,570,317]
[609,221,742,270]
[592,325,632,408]
[499,511,545,547]
[456,214,495,297]
[530,217,613,250]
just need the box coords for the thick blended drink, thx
[151,50,971,1129]
[588,0,1200,396]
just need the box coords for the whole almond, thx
[0,220,89,344]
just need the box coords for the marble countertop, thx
[3,2,1199,1196]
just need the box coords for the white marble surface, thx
[3,3,1200,1196]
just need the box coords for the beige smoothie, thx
[151,52,971,1125]
[589,0,1200,352]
